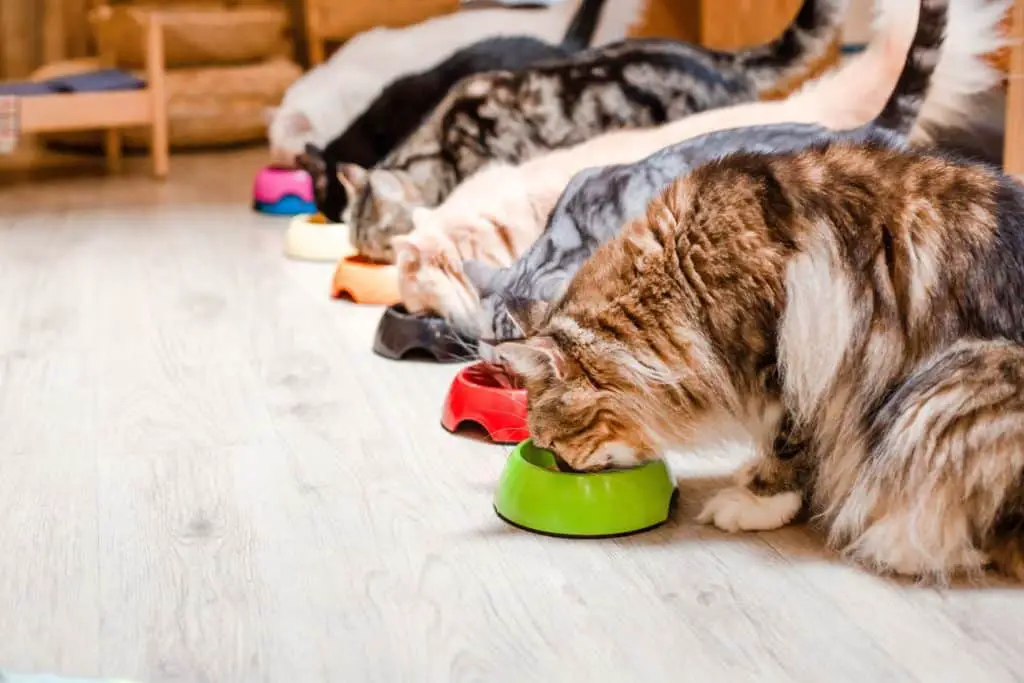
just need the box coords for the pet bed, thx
[41,57,300,151]
[0,7,169,176]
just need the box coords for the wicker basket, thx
[99,3,289,68]
[154,57,301,147]
[39,57,301,149]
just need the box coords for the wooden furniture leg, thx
[1005,0,1024,177]
[104,128,123,173]
[145,12,169,179]
[97,7,123,176]
[304,1,325,66]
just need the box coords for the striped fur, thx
[471,0,1009,343]
[295,37,582,224]
[342,0,847,262]
[297,0,614,221]
[497,136,1024,581]
[393,0,940,332]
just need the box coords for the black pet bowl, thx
[372,305,477,363]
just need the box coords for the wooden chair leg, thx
[104,128,123,173]
[145,12,169,179]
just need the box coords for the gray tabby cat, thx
[337,0,846,262]
[465,0,960,342]
[464,125,900,341]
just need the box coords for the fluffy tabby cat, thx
[394,0,1008,335]
[336,0,846,261]
[494,133,1024,581]
[296,0,608,221]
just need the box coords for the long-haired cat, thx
[267,0,643,165]
[467,0,1010,342]
[337,0,847,261]
[393,0,1008,336]
[494,133,1024,582]
[295,0,609,221]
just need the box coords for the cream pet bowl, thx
[284,213,354,262]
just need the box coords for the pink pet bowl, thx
[253,165,316,215]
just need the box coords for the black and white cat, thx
[296,0,609,224]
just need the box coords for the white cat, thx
[265,0,645,165]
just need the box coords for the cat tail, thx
[559,0,610,52]
[873,0,1010,140]
[730,0,847,96]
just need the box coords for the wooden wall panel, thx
[1002,0,1023,175]
[0,0,93,79]
[629,0,699,42]
[699,0,803,50]
[630,0,803,48]
[0,0,37,78]
[0,0,285,81]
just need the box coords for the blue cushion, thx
[0,81,60,96]
[0,70,146,98]
[51,69,146,93]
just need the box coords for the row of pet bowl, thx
[253,167,411,305]
[372,297,678,538]
[444,364,677,538]
[370,305,678,538]
[255,165,677,538]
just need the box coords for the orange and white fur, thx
[393,0,1008,327]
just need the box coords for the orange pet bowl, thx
[331,255,400,305]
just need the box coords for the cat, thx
[493,134,1024,581]
[296,40,577,223]
[295,0,610,222]
[267,0,644,165]
[464,0,1010,343]
[393,0,1007,336]
[338,0,848,262]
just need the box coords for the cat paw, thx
[697,487,801,533]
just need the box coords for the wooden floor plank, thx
[0,150,1022,682]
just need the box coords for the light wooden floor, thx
[1,151,1023,683]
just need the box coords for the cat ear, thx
[262,106,279,126]
[622,219,663,266]
[495,337,566,380]
[506,298,550,337]
[464,260,501,297]
[392,235,421,274]
[338,163,369,199]
[622,219,663,263]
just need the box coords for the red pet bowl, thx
[441,362,528,444]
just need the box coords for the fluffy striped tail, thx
[909,0,1010,159]
[874,0,1010,141]
[731,0,848,95]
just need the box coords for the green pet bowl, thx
[493,439,677,538]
